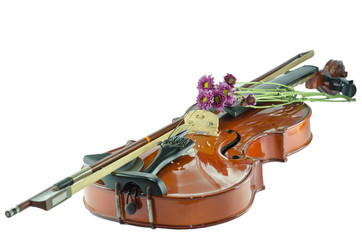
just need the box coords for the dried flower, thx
[197,75,215,91]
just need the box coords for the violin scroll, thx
[305,60,356,97]
[324,60,348,77]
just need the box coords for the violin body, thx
[83,102,312,228]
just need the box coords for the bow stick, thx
[242,50,314,88]
[5,50,314,218]
[5,119,184,218]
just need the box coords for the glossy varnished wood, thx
[83,103,312,228]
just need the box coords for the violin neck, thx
[224,65,319,117]
[257,65,319,89]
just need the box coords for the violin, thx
[5,50,356,229]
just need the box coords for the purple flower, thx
[217,82,233,95]
[246,94,256,106]
[197,75,215,91]
[225,95,237,107]
[197,90,214,110]
[223,73,237,88]
[239,94,257,108]
[211,89,227,112]
[217,82,236,107]
[239,96,248,107]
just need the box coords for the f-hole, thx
[221,130,241,159]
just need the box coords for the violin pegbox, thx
[184,110,219,137]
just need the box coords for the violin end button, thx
[125,203,137,215]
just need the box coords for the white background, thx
[0,1,361,239]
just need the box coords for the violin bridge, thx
[184,110,219,137]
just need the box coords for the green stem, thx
[248,101,304,109]
[255,99,292,103]
[237,81,296,91]
[233,81,355,109]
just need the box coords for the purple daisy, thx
[223,73,237,88]
[239,96,248,107]
[197,75,215,91]
[217,82,236,107]
[246,94,257,106]
[217,82,233,95]
[211,89,227,112]
[197,90,214,110]
[225,95,237,107]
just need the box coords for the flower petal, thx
[197,75,215,91]
[223,73,237,88]
[197,90,214,110]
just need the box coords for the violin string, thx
[173,110,199,137]
[193,113,214,137]
[173,124,186,137]
[177,110,214,139]
[168,110,217,146]
[167,110,196,139]
[183,112,216,144]
[172,111,199,137]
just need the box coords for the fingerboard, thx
[224,65,319,117]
